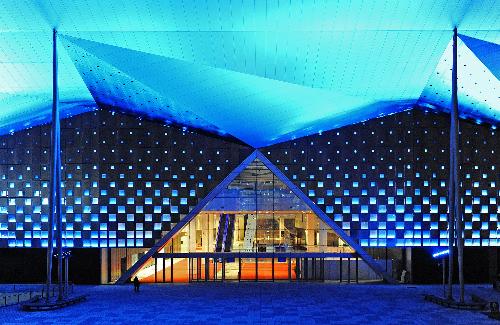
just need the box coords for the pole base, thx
[424,294,487,310]
[21,294,86,311]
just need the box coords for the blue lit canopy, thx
[418,34,500,123]
[0,0,498,146]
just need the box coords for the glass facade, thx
[163,159,352,254]
[135,159,355,282]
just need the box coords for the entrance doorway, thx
[147,252,366,283]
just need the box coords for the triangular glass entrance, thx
[162,158,353,254]
[134,158,355,282]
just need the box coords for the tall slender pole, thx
[442,258,446,298]
[50,28,64,302]
[447,28,458,301]
[451,27,464,303]
[446,156,455,300]
[65,254,69,296]
[45,28,60,303]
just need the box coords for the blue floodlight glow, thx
[432,249,450,258]
[0,1,498,145]
[418,35,500,126]
[0,31,96,133]
[459,34,500,81]
[60,34,425,147]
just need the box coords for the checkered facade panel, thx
[264,109,499,247]
[0,110,252,248]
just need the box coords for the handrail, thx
[0,283,74,307]
[153,251,357,259]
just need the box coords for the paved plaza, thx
[0,283,498,324]
[0,283,500,325]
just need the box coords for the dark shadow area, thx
[412,247,496,284]
[0,248,100,284]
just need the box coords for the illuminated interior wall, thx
[132,210,355,283]
[167,212,351,254]
[153,159,354,254]
[264,109,499,247]
[0,109,252,248]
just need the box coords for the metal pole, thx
[451,27,464,303]
[204,257,207,282]
[385,247,388,272]
[356,256,359,283]
[171,246,174,283]
[50,28,64,302]
[347,258,351,283]
[46,28,59,303]
[65,256,69,296]
[447,27,459,301]
[255,255,258,281]
[339,258,342,283]
[312,258,316,281]
[272,256,274,282]
[288,256,291,281]
[188,257,191,282]
[442,258,446,298]
[322,258,325,282]
[303,257,305,281]
[238,255,241,282]
[222,258,225,282]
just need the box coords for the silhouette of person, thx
[133,276,140,292]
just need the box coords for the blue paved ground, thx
[0,283,498,324]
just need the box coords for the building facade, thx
[0,108,497,283]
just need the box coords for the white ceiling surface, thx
[59,30,452,100]
[0,0,498,143]
[62,34,393,147]
[419,37,500,122]
[0,31,95,131]
[1,0,497,32]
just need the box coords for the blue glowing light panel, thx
[264,109,499,247]
[0,107,497,248]
[0,109,252,248]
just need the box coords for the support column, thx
[279,217,285,246]
[442,258,447,298]
[54,28,63,302]
[448,26,463,302]
[208,214,215,251]
[405,247,412,283]
[306,214,315,250]
[65,255,69,295]
[452,27,464,303]
[189,219,197,252]
[100,248,109,284]
[233,214,239,246]
[202,215,209,251]
[46,28,62,302]
[318,220,328,252]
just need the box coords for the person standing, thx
[133,276,140,292]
